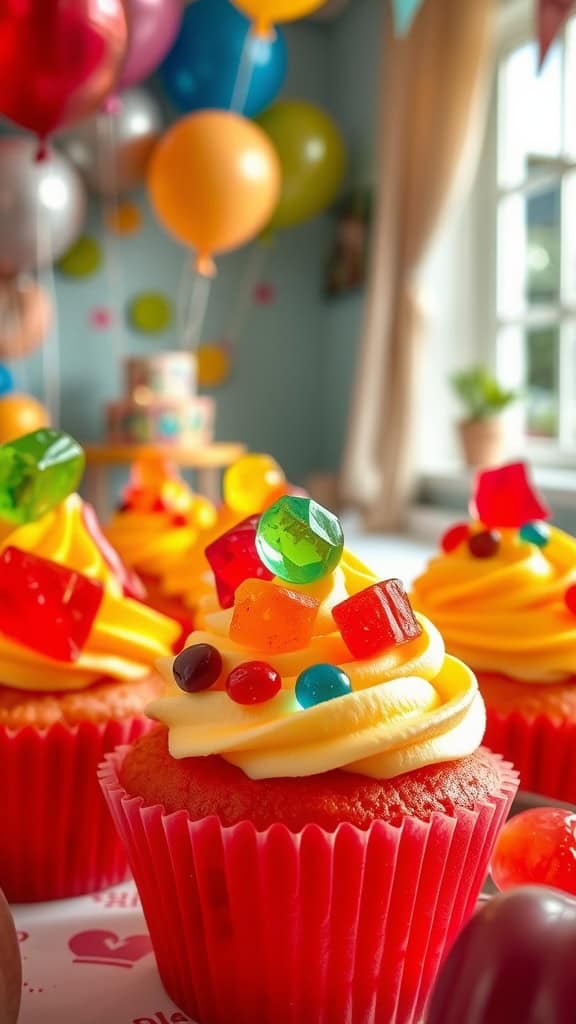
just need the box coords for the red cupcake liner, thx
[0,715,154,903]
[100,749,517,1024]
[485,705,576,804]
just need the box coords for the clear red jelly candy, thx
[205,515,273,609]
[332,579,422,659]
[0,546,104,661]
[440,523,469,553]
[472,462,550,529]
[226,660,282,705]
[565,585,576,615]
[491,807,576,896]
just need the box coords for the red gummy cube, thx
[0,546,104,661]
[332,579,422,659]
[205,515,273,609]
[230,579,320,652]
[472,462,550,529]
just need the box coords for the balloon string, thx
[96,109,125,386]
[230,30,256,114]
[36,206,60,428]
[223,242,270,351]
[178,263,213,351]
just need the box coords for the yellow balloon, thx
[256,100,346,231]
[223,454,286,515]
[148,111,281,276]
[0,393,50,444]
[233,0,326,35]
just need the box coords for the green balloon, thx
[256,100,346,231]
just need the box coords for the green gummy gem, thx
[0,429,85,525]
[256,496,344,585]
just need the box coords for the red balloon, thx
[0,0,127,139]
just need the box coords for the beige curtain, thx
[340,0,495,530]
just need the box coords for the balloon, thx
[0,0,127,139]
[256,100,346,230]
[0,139,87,278]
[159,0,287,119]
[148,111,281,275]
[232,0,326,36]
[0,394,50,445]
[0,280,52,362]
[119,0,183,90]
[60,88,164,197]
[0,888,21,1024]
[0,366,14,399]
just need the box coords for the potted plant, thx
[451,366,518,469]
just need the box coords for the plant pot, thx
[0,888,21,1024]
[458,417,505,469]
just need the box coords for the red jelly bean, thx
[226,660,282,705]
[472,462,550,529]
[173,643,222,692]
[468,530,500,558]
[332,579,422,659]
[205,515,273,609]
[491,808,576,896]
[441,523,469,553]
[565,585,576,615]
[0,546,103,662]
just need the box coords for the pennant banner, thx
[392,0,425,37]
[539,0,576,65]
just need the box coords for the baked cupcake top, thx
[105,455,217,580]
[0,429,179,692]
[150,496,485,780]
[411,462,576,683]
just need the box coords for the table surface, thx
[84,443,246,467]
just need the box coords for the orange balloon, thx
[0,394,50,444]
[233,0,326,36]
[148,111,281,275]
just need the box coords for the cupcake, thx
[411,461,576,802]
[0,430,180,901]
[100,496,516,1024]
[105,454,217,630]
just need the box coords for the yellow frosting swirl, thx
[106,498,216,583]
[411,524,576,682]
[0,495,180,692]
[150,551,485,780]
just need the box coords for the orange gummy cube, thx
[230,579,319,653]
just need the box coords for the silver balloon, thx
[0,138,87,277]
[60,88,164,198]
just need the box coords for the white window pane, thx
[526,325,560,438]
[497,195,526,317]
[526,183,561,305]
[498,40,563,188]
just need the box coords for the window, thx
[495,20,576,456]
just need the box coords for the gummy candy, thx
[205,515,273,609]
[223,454,286,516]
[332,579,421,659]
[0,429,84,525]
[441,523,469,553]
[295,663,352,708]
[472,462,550,529]
[230,579,319,653]
[491,807,576,897]
[173,643,223,692]
[226,660,282,704]
[0,546,103,661]
[565,585,576,615]
[519,521,550,547]
[468,530,500,559]
[256,496,344,584]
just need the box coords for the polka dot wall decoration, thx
[197,342,232,388]
[128,292,173,334]
[89,307,113,330]
[105,201,142,236]
[58,237,102,278]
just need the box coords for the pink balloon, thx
[119,0,182,90]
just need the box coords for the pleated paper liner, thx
[0,715,154,903]
[99,748,517,1024]
[485,706,576,804]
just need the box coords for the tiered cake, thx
[106,353,214,447]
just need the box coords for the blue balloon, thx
[159,0,287,119]
[0,365,14,398]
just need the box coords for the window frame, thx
[474,0,576,466]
